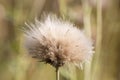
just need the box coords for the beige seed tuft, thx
[23,14,94,68]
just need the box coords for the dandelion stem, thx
[56,67,59,80]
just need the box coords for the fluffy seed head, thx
[23,14,94,68]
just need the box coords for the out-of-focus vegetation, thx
[0,0,120,80]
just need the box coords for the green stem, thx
[56,67,59,80]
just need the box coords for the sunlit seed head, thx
[23,14,94,68]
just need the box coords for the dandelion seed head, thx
[23,14,94,68]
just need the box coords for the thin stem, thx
[56,67,59,80]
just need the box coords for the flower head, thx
[23,14,93,68]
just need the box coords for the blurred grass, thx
[0,0,120,80]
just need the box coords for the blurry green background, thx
[0,0,120,80]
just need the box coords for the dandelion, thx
[23,14,94,80]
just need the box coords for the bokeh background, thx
[0,0,120,80]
